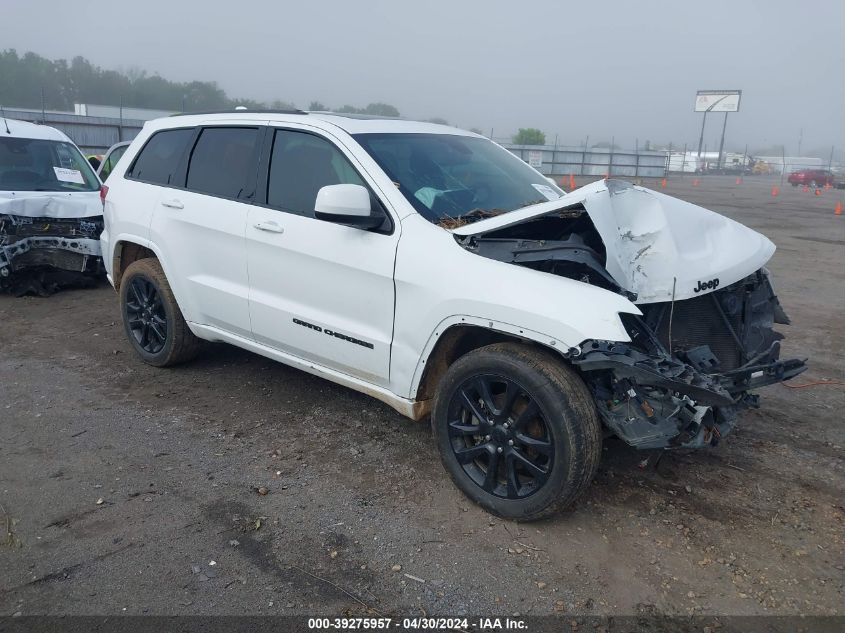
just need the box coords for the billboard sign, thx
[694,90,741,112]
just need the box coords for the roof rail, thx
[169,108,307,117]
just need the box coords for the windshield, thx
[354,133,562,224]
[0,137,100,192]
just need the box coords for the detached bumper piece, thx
[572,269,806,450]
[0,214,104,296]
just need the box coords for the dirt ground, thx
[0,176,843,619]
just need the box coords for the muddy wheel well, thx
[113,241,156,290]
[415,325,540,402]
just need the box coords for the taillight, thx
[100,184,109,204]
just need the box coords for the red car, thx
[787,169,836,187]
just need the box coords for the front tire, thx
[432,343,601,521]
[120,258,202,367]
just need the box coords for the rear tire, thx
[120,258,202,367]
[432,343,601,521]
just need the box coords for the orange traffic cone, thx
[661,178,667,188]
[735,176,742,185]
[569,174,576,190]
[824,182,832,190]
[835,200,842,215]
[802,185,809,193]
[692,178,700,187]
[771,185,779,197]
[815,188,822,196]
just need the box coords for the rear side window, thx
[127,128,193,185]
[267,130,365,216]
[186,127,259,199]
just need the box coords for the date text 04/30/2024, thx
[307,617,527,630]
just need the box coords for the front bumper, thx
[0,214,104,294]
[569,269,806,450]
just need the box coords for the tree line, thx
[0,49,402,117]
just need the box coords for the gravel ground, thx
[0,176,843,618]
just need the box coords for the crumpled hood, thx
[452,179,775,304]
[0,192,103,219]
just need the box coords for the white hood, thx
[0,192,103,219]
[452,179,775,304]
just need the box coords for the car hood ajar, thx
[0,192,103,219]
[451,179,775,304]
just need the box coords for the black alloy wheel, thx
[432,343,602,520]
[119,258,201,366]
[124,276,168,354]
[447,374,554,499]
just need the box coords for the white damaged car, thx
[0,118,104,295]
[101,112,806,519]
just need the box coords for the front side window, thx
[186,127,259,199]
[354,133,562,224]
[127,128,194,186]
[0,137,100,192]
[267,130,365,217]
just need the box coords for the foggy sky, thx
[4,0,843,155]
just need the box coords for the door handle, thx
[161,199,184,209]
[253,221,285,234]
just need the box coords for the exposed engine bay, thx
[0,213,104,296]
[454,180,807,450]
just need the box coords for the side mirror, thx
[314,184,383,229]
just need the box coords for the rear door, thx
[148,123,263,339]
[113,127,196,276]
[245,125,399,386]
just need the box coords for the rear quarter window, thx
[127,128,194,185]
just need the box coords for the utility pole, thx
[697,110,708,157]
[40,87,46,122]
[798,128,803,156]
[717,112,728,171]
[608,136,615,178]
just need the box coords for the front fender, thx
[406,314,629,400]
[390,215,640,398]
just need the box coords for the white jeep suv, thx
[101,110,804,520]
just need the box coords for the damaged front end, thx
[453,180,806,450]
[568,268,806,449]
[0,212,104,296]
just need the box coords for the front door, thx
[246,126,398,386]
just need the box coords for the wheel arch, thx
[112,239,156,290]
[411,316,572,408]
[112,237,197,328]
